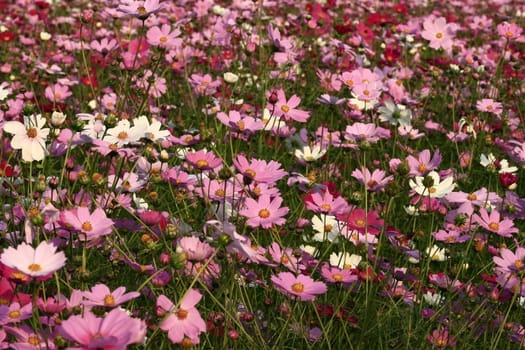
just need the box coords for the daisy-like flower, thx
[186,149,223,171]
[476,98,503,116]
[493,246,525,275]
[406,149,442,176]
[472,208,518,238]
[216,110,265,134]
[271,89,311,123]
[233,155,287,184]
[0,241,66,277]
[62,207,114,241]
[311,214,340,243]
[59,308,146,349]
[329,252,362,269]
[104,119,143,147]
[420,16,457,54]
[156,289,206,345]
[146,24,181,49]
[240,195,289,229]
[3,114,50,162]
[409,171,455,198]
[377,100,412,127]
[294,144,327,162]
[117,0,166,20]
[351,167,393,192]
[82,283,140,308]
[271,272,327,301]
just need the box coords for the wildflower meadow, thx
[0,0,524,348]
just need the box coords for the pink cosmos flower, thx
[0,302,32,325]
[44,83,72,103]
[338,208,384,235]
[304,190,348,216]
[186,149,223,171]
[147,24,181,49]
[472,208,518,237]
[233,155,287,184]
[117,0,166,19]
[0,241,66,278]
[239,195,289,229]
[216,110,265,134]
[406,149,442,176]
[156,289,206,345]
[271,89,311,123]
[420,16,457,54]
[62,207,114,241]
[320,264,358,284]
[82,283,140,308]
[177,236,214,261]
[59,308,146,349]
[493,246,525,275]
[271,272,327,301]
[427,328,456,348]
[189,73,221,96]
[344,122,390,143]
[476,98,503,116]
[351,167,393,192]
[3,114,50,162]
[497,21,523,40]
[5,325,54,350]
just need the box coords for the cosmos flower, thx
[0,241,66,278]
[472,208,518,238]
[156,289,206,345]
[62,207,114,241]
[239,195,289,229]
[82,283,140,308]
[59,308,146,349]
[3,114,50,162]
[409,171,455,198]
[271,272,327,301]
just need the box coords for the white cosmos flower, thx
[329,252,362,269]
[294,144,326,162]
[311,214,340,243]
[3,114,50,162]
[409,171,455,198]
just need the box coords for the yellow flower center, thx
[8,310,21,319]
[117,131,128,140]
[320,204,332,212]
[355,219,365,227]
[467,193,477,201]
[515,260,524,270]
[291,282,304,293]
[488,222,499,231]
[28,335,39,346]
[428,187,437,194]
[281,105,290,113]
[104,294,115,306]
[435,32,443,39]
[177,309,188,320]
[245,169,256,178]
[27,127,38,138]
[196,159,209,169]
[159,36,168,43]
[82,221,93,232]
[418,163,427,173]
[258,209,270,218]
[28,263,42,273]
[333,273,343,282]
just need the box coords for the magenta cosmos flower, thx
[0,241,66,277]
[156,289,206,345]
[472,208,518,238]
[271,272,327,301]
[239,194,289,229]
[59,308,146,349]
[62,207,114,241]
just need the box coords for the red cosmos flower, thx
[0,161,13,177]
[0,32,15,43]
[499,172,519,189]
[337,208,384,235]
[356,22,375,44]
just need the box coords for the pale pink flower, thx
[271,272,327,301]
[351,167,393,192]
[147,24,181,49]
[472,208,518,237]
[62,207,114,241]
[82,283,140,308]
[44,83,72,103]
[0,241,66,277]
[421,16,457,54]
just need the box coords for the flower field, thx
[0,0,524,348]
